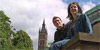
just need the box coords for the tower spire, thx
[40,19,47,33]
[42,19,45,28]
[38,19,48,50]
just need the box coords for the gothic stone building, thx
[38,20,48,50]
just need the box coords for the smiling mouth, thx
[72,9,76,12]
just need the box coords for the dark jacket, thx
[66,14,93,39]
[54,24,68,43]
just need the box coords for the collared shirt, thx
[66,14,93,39]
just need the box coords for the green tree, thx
[0,11,15,50]
[0,11,14,38]
[13,30,33,50]
[0,11,34,50]
[0,31,16,50]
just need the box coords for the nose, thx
[56,21,59,24]
[72,7,75,9]
[57,21,59,23]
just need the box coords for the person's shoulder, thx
[80,14,86,16]
[80,14,87,17]
[65,21,72,26]
[55,30,58,35]
[64,21,72,29]
[78,14,88,19]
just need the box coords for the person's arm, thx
[82,14,93,34]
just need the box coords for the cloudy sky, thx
[0,0,99,50]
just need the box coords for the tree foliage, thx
[13,30,33,50]
[0,11,13,37]
[0,11,34,50]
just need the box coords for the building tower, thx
[38,19,48,50]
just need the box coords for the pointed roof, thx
[40,19,47,33]
[42,19,45,28]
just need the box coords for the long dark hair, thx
[67,2,83,20]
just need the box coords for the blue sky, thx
[62,0,100,5]
[62,0,100,11]
[62,0,100,13]
[0,0,99,50]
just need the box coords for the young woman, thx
[66,2,93,39]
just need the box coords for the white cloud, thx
[81,1,96,13]
[0,0,68,50]
[0,0,98,50]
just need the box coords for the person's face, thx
[70,4,78,15]
[53,18,63,29]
